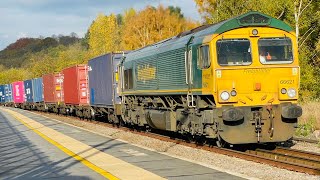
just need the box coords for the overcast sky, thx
[0,0,201,50]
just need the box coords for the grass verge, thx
[296,101,320,137]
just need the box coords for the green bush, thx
[295,116,316,137]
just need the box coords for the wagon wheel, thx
[216,135,227,148]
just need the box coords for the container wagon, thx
[0,85,5,104]
[22,79,33,110]
[60,65,90,118]
[32,77,44,110]
[22,78,44,110]
[4,84,13,106]
[88,52,125,122]
[12,81,25,107]
[43,73,64,113]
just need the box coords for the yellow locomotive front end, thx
[202,16,302,144]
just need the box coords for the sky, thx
[0,0,202,50]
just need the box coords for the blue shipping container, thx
[0,85,5,103]
[32,77,43,102]
[4,84,13,103]
[24,79,33,102]
[88,53,124,106]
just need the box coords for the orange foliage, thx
[121,5,198,50]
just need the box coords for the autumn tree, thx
[88,13,119,57]
[123,8,136,21]
[0,68,31,84]
[121,5,198,50]
[55,43,90,72]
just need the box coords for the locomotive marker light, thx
[281,88,287,94]
[287,88,296,98]
[231,90,237,96]
[252,29,258,36]
[220,91,230,101]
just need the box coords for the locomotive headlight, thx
[281,88,287,94]
[287,88,296,98]
[252,29,258,35]
[220,91,230,101]
[230,90,237,96]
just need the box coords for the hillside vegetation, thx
[0,34,84,84]
[0,35,81,68]
[0,5,197,84]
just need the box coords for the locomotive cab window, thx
[258,37,293,64]
[198,45,211,69]
[216,39,252,66]
[124,69,133,89]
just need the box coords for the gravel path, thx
[35,112,319,180]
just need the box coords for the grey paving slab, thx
[8,108,246,180]
[0,110,105,180]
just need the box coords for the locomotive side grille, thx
[158,48,187,89]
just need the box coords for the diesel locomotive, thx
[118,11,302,145]
[1,11,302,146]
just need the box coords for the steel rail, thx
[273,147,320,161]
[248,148,320,170]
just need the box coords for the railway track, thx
[30,110,320,175]
[131,130,320,175]
[293,137,319,144]
[246,147,320,175]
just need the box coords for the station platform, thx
[0,107,247,180]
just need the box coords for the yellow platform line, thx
[2,108,165,180]
[4,109,119,180]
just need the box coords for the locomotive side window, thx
[124,69,133,89]
[258,37,293,64]
[198,45,211,69]
[216,39,252,66]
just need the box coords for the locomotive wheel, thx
[216,135,227,148]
